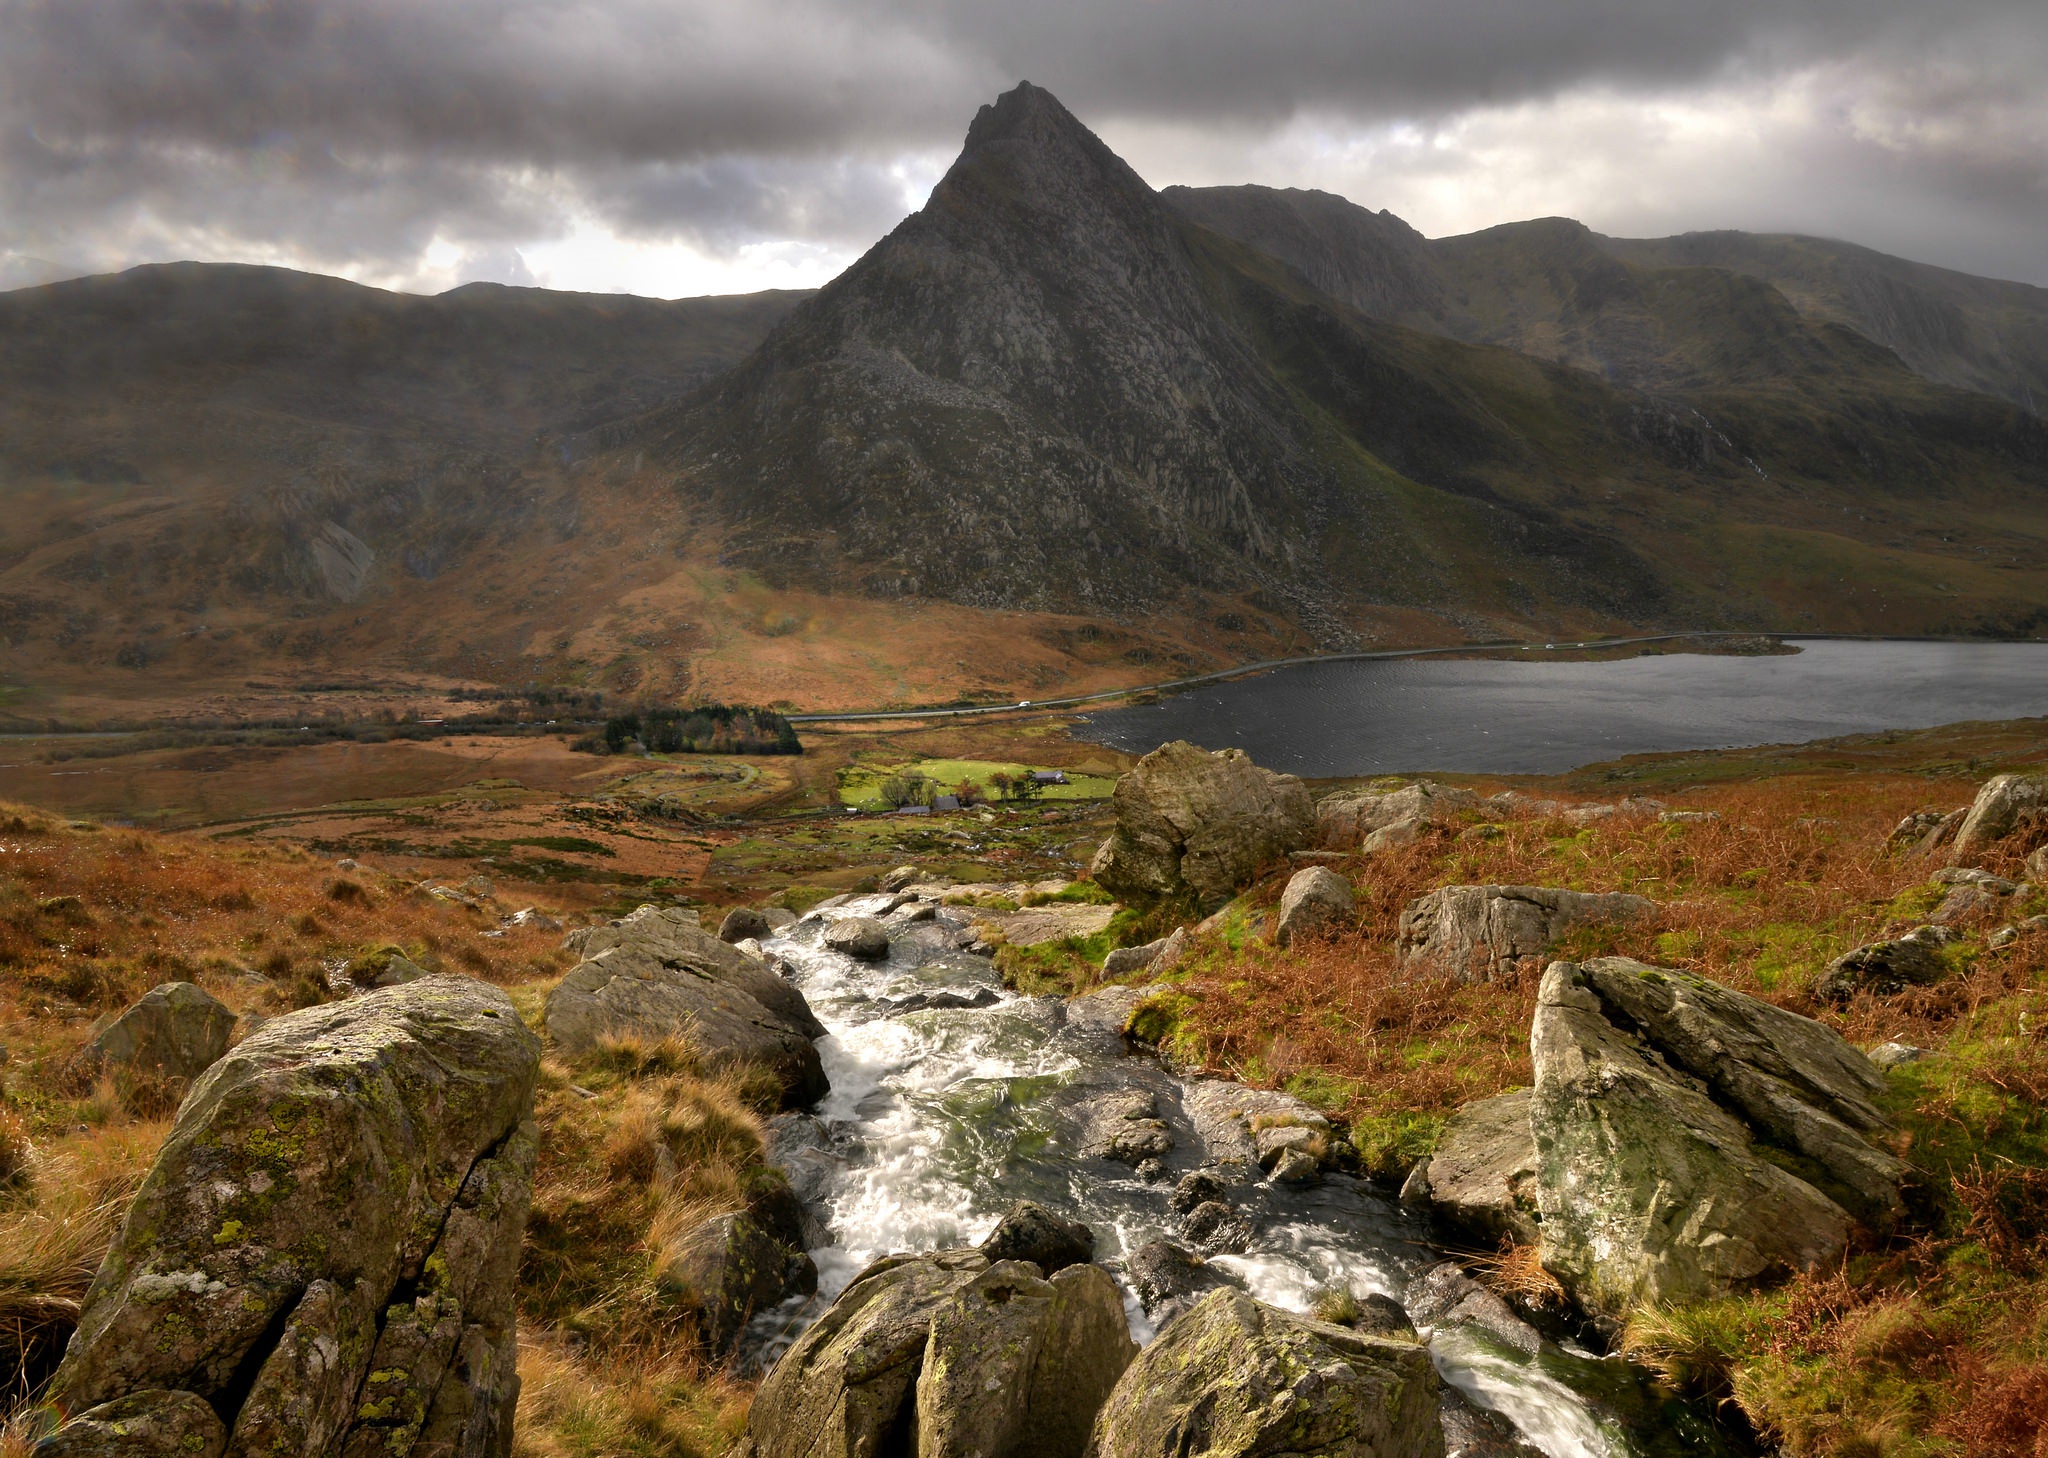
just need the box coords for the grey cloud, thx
[0,0,2041,290]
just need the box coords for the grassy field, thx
[835,757,1120,810]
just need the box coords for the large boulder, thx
[85,982,236,1085]
[740,1248,1134,1458]
[1405,1089,1539,1246]
[1397,885,1655,983]
[1090,742,1314,908]
[979,1201,1096,1274]
[543,905,827,1106]
[1316,781,1479,848]
[42,978,539,1458]
[1273,867,1355,947]
[1530,960,1900,1326]
[1090,1289,1442,1458]
[1950,773,2048,864]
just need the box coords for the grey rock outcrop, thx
[1409,1089,1539,1245]
[543,905,827,1106]
[1183,1082,1329,1177]
[1531,959,1901,1325]
[823,916,892,960]
[1090,742,1314,908]
[1815,924,1957,1002]
[44,978,539,1458]
[1317,781,1478,848]
[1273,867,1355,947]
[85,982,236,1085]
[1950,773,2048,864]
[1090,1289,1442,1458]
[740,1247,1133,1458]
[1397,885,1655,982]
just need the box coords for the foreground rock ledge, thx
[43,976,541,1458]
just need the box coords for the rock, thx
[84,982,235,1085]
[741,1250,1132,1458]
[761,905,798,932]
[1181,1200,1255,1255]
[1063,984,1147,1043]
[1090,742,1315,908]
[1397,885,1656,983]
[1090,1290,1441,1458]
[655,1210,816,1354]
[1438,1388,1545,1458]
[1183,1082,1328,1171]
[2030,846,2048,882]
[1170,1170,1227,1215]
[1932,883,2005,923]
[1930,867,2018,891]
[1419,1089,1539,1245]
[1815,924,1958,1002]
[1318,781,1479,847]
[917,1262,1135,1458]
[544,906,828,1107]
[1274,867,1355,947]
[1361,818,1425,854]
[1078,1089,1175,1163]
[1403,1261,1541,1357]
[883,986,1001,1015]
[1351,1294,1417,1341]
[352,947,431,990]
[1269,1148,1318,1183]
[1869,1042,1930,1070]
[981,903,1119,947]
[1135,1158,1168,1182]
[1530,961,1861,1326]
[1657,810,1719,824]
[1123,1241,1236,1323]
[1102,926,1188,979]
[979,1201,1095,1274]
[718,906,773,943]
[44,978,539,1458]
[1950,773,2048,864]
[823,916,892,960]
[33,1390,228,1458]
[879,865,923,892]
[1253,1123,1321,1168]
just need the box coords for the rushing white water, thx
[759,898,1723,1458]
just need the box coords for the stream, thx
[752,894,1734,1458]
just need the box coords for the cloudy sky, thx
[3,0,2044,298]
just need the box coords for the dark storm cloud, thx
[0,0,2042,290]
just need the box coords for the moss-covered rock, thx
[1090,1289,1441,1458]
[44,977,540,1458]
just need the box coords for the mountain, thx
[645,86,2048,638]
[1166,186,2048,414]
[1,83,2046,724]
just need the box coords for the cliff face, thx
[655,83,1341,614]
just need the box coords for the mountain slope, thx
[1167,185,2048,415]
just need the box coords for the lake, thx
[1072,639,2048,776]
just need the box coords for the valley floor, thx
[1,712,2045,1456]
